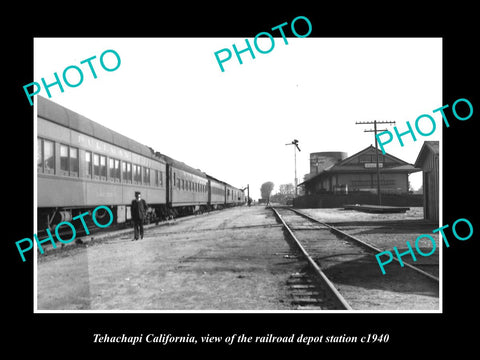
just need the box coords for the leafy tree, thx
[260,181,275,202]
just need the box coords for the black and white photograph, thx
[7,6,478,355]
[33,37,442,312]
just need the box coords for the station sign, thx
[364,163,383,168]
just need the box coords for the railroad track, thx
[271,207,439,311]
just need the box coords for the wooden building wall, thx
[422,150,439,222]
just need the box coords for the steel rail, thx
[271,207,353,310]
[288,207,439,283]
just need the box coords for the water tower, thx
[310,152,347,175]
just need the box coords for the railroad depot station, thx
[294,143,439,217]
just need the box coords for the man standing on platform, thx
[131,191,148,240]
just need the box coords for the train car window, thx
[109,158,121,182]
[60,145,69,172]
[37,138,55,174]
[93,154,100,177]
[156,170,164,187]
[122,161,132,183]
[133,164,142,184]
[94,154,107,179]
[115,159,120,181]
[59,144,78,176]
[133,164,138,183]
[109,158,114,180]
[144,167,150,185]
[100,155,107,179]
[43,139,55,174]
[70,147,79,176]
[37,139,42,171]
[85,151,92,178]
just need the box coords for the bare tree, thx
[271,183,295,205]
[278,183,295,196]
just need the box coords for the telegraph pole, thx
[355,120,395,205]
[285,139,301,197]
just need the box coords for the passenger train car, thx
[37,96,245,230]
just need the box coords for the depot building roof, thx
[299,145,421,187]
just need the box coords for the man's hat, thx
[135,191,141,196]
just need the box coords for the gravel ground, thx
[277,208,439,310]
[36,206,305,311]
[300,207,440,277]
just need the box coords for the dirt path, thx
[36,206,303,311]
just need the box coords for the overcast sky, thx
[34,37,442,200]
